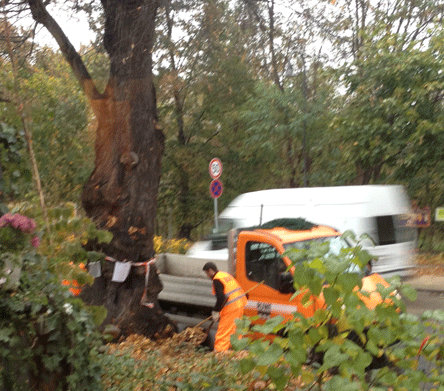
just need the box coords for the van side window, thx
[373,215,416,245]
[376,216,396,245]
[245,241,287,290]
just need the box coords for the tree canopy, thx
[1,0,444,243]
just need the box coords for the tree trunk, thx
[81,1,164,262]
[27,0,169,336]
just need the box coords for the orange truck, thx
[156,219,390,344]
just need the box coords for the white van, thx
[187,185,417,277]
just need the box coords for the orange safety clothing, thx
[214,305,244,351]
[212,271,247,351]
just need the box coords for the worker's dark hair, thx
[202,262,218,272]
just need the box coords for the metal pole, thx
[214,198,218,232]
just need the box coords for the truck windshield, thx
[283,235,347,253]
[283,236,361,274]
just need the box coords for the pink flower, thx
[11,215,26,230]
[31,236,40,248]
[0,213,36,233]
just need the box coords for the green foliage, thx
[99,343,253,390]
[0,212,103,391]
[10,202,112,289]
[1,44,93,204]
[334,30,444,188]
[0,122,28,198]
[23,49,93,203]
[0,213,39,289]
[155,0,257,240]
[233,235,444,390]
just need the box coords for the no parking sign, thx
[209,178,223,199]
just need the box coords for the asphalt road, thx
[403,289,444,316]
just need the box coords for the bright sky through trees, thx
[31,7,92,50]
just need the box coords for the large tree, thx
[15,0,168,335]
[26,0,164,260]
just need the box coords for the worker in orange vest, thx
[203,262,247,352]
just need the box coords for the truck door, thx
[239,239,308,321]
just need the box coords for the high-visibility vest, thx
[213,271,247,314]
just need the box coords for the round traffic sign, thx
[210,179,223,198]
[209,158,222,179]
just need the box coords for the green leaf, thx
[285,346,307,366]
[239,358,256,374]
[254,315,285,334]
[300,370,315,385]
[365,339,382,356]
[307,275,323,297]
[96,230,113,244]
[231,335,250,351]
[85,305,107,326]
[353,350,373,374]
[308,327,322,344]
[87,251,105,263]
[319,345,349,370]
[354,249,372,268]
[86,223,97,239]
[69,218,83,231]
[267,366,288,390]
[324,256,350,275]
[379,369,398,385]
[288,329,304,348]
[400,284,417,301]
[323,286,340,307]
[338,273,362,294]
[325,375,361,391]
[257,343,283,366]
[0,328,12,342]
[308,257,326,274]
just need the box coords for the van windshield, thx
[212,218,235,235]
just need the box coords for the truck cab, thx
[227,222,388,322]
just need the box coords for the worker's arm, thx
[213,279,225,311]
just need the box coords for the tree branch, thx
[27,0,101,100]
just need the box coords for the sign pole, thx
[214,197,218,231]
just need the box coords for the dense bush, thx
[233,232,444,390]
[0,212,104,391]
